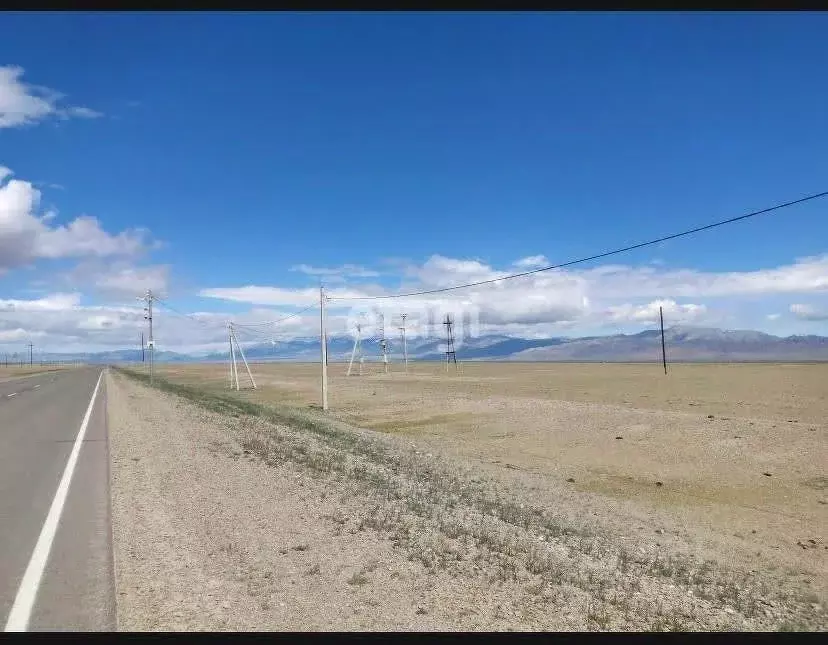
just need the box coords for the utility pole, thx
[347,323,363,376]
[139,290,154,385]
[228,323,235,389]
[320,286,328,411]
[659,305,668,376]
[229,323,256,390]
[228,322,239,390]
[27,343,33,366]
[141,332,145,363]
[399,313,408,373]
[378,313,389,374]
[444,314,457,372]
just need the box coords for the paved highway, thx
[0,368,115,631]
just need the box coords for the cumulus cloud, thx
[0,168,151,271]
[93,264,170,297]
[200,253,828,341]
[0,292,322,355]
[790,303,828,321]
[580,256,828,299]
[0,293,82,312]
[203,253,828,314]
[412,255,508,289]
[606,299,707,324]
[0,65,102,129]
[10,252,828,354]
[0,296,150,353]
[0,328,49,343]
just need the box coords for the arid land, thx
[0,364,70,384]
[107,361,827,630]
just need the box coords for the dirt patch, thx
[108,369,825,631]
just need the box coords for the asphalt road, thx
[0,367,115,631]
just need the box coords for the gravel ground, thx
[107,369,826,631]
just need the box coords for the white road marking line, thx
[33,385,40,389]
[4,370,104,633]
[7,393,16,397]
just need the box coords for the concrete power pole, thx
[347,323,363,377]
[320,286,328,411]
[27,343,33,366]
[399,313,408,373]
[378,313,389,374]
[140,290,155,385]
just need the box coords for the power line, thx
[154,297,221,328]
[329,189,828,301]
[156,295,317,331]
[233,303,318,330]
[231,325,275,339]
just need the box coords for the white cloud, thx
[0,292,324,355]
[35,215,148,259]
[766,313,781,321]
[0,65,102,129]
[0,295,148,353]
[200,286,320,307]
[93,264,170,297]
[0,293,82,312]
[0,168,150,271]
[201,253,828,340]
[289,263,380,280]
[790,303,828,321]
[62,106,103,119]
[606,299,707,325]
[513,255,549,269]
[0,328,49,343]
[580,255,828,298]
[199,284,385,308]
[10,253,828,354]
[412,255,507,288]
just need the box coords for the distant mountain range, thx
[25,326,828,364]
[508,326,828,362]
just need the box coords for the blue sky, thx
[1,12,827,353]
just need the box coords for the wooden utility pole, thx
[659,306,667,375]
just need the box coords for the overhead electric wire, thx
[232,303,318,330]
[231,325,275,338]
[155,297,316,331]
[154,297,221,328]
[328,189,828,301]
